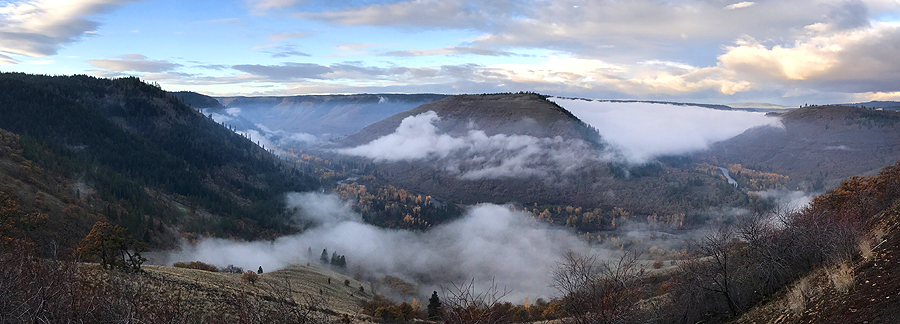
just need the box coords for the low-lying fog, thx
[551,98,784,164]
[170,98,810,303]
[165,192,597,302]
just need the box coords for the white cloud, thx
[725,2,755,10]
[0,0,138,57]
[552,98,783,164]
[337,111,599,179]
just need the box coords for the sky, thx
[2,0,899,105]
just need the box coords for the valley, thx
[2,74,900,323]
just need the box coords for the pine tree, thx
[257,266,263,274]
[320,248,329,264]
[427,291,441,320]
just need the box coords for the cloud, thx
[271,49,311,58]
[254,123,319,145]
[296,0,873,63]
[248,0,302,13]
[165,192,594,301]
[337,111,599,180]
[853,91,900,102]
[0,0,138,57]
[825,0,870,30]
[0,52,18,64]
[88,54,181,72]
[718,22,900,92]
[268,31,309,41]
[336,43,378,51]
[725,2,755,10]
[232,62,333,80]
[294,0,512,30]
[383,46,518,57]
[551,98,783,164]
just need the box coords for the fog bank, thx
[165,192,594,301]
[337,111,600,180]
[552,98,783,164]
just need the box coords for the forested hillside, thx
[332,93,754,228]
[0,73,318,255]
[701,105,900,191]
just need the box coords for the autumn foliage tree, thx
[0,191,48,250]
[77,221,147,271]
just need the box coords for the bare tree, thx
[551,250,646,324]
[439,278,513,324]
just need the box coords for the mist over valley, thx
[3,74,900,323]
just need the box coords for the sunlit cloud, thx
[719,21,900,92]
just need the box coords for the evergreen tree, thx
[427,291,441,320]
[257,266,263,274]
[320,248,329,264]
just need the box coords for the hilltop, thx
[341,93,602,147]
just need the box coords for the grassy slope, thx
[143,264,374,316]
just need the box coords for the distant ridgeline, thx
[0,73,318,256]
[552,96,734,111]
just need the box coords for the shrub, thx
[241,270,259,284]
[173,261,218,272]
[830,263,854,294]
[786,277,811,315]
[222,264,244,274]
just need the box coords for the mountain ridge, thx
[341,93,603,147]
